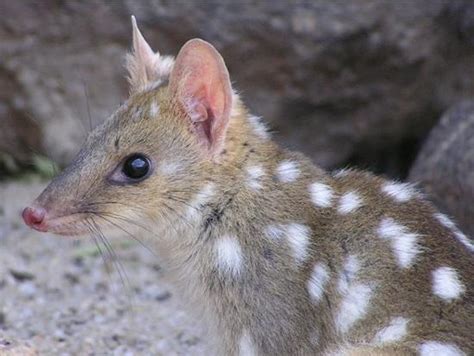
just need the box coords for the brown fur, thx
[26,25,473,356]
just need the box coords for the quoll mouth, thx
[22,206,91,237]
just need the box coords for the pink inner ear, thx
[184,86,213,144]
[170,39,232,157]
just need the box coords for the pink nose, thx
[22,206,48,232]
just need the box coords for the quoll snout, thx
[22,206,48,232]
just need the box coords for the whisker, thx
[90,219,134,307]
[85,219,111,272]
[95,214,158,258]
[80,170,104,200]
[82,81,94,132]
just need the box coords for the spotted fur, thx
[25,19,474,356]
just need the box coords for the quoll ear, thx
[126,16,174,93]
[169,39,233,159]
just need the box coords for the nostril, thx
[22,206,46,228]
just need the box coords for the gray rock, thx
[0,338,38,356]
[9,269,35,282]
[0,1,126,170]
[18,282,37,299]
[2,0,474,177]
[409,101,474,236]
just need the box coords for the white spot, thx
[434,213,474,252]
[264,223,311,264]
[239,330,256,356]
[372,317,408,344]
[230,92,241,118]
[248,115,270,140]
[132,106,144,121]
[246,165,265,191]
[335,283,373,334]
[286,223,311,265]
[307,262,330,302]
[432,267,465,301]
[337,255,360,293]
[214,235,243,278]
[434,212,456,229]
[264,225,285,240]
[335,255,373,334]
[333,168,352,178]
[276,160,300,183]
[452,231,474,252]
[187,183,215,221]
[309,182,334,208]
[377,218,422,269]
[337,191,363,214]
[157,160,181,176]
[381,181,418,203]
[149,101,159,117]
[418,341,465,356]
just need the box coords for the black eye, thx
[122,154,150,180]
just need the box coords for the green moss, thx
[0,152,60,181]
[31,154,59,179]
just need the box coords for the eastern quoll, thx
[22,17,473,356]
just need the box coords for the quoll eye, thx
[122,154,150,180]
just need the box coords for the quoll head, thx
[22,17,234,236]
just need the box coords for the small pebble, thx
[18,282,37,298]
[9,269,35,282]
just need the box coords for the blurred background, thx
[0,0,473,354]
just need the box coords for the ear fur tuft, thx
[126,16,174,93]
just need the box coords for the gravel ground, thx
[0,180,209,355]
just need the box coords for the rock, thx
[18,282,37,299]
[409,101,474,236]
[0,1,127,171]
[2,0,474,177]
[444,0,474,47]
[142,283,171,302]
[53,329,66,342]
[0,338,38,356]
[9,269,35,282]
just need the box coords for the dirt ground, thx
[0,180,209,355]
